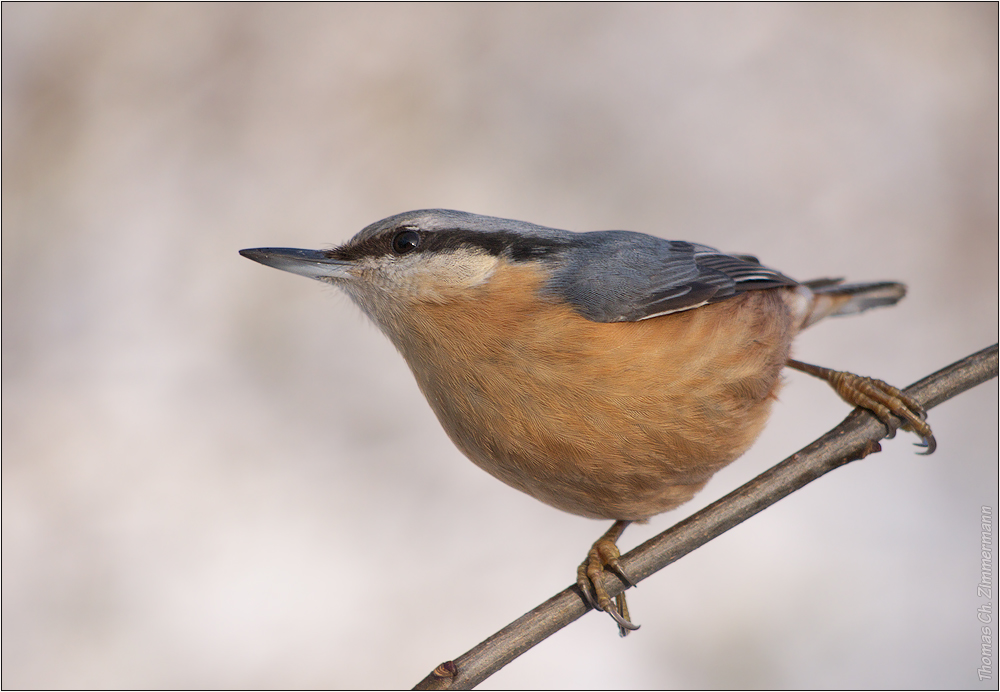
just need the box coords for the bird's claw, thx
[913,435,937,456]
[609,593,640,636]
[577,524,640,635]
[787,360,936,455]
[576,566,600,610]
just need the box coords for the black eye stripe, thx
[419,229,567,260]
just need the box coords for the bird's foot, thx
[787,359,935,454]
[577,520,640,636]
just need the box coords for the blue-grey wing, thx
[547,231,798,323]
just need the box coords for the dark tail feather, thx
[800,279,906,328]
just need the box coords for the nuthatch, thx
[241,209,933,635]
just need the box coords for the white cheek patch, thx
[353,248,501,305]
[403,249,500,300]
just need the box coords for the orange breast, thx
[391,262,797,520]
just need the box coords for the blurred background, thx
[3,4,997,689]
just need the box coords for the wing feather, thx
[549,232,798,323]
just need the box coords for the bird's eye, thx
[391,229,421,254]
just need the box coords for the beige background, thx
[3,4,997,689]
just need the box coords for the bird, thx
[240,209,934,635]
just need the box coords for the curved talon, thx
[576,564,600,610]
[614,593,639,637]
[915,435,937,456]
[606,601,640,632]
[606,560,635,588]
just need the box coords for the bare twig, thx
[414,344,999,691]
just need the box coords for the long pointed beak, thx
[239,247,354,282]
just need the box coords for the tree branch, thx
[414,344,999,691]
